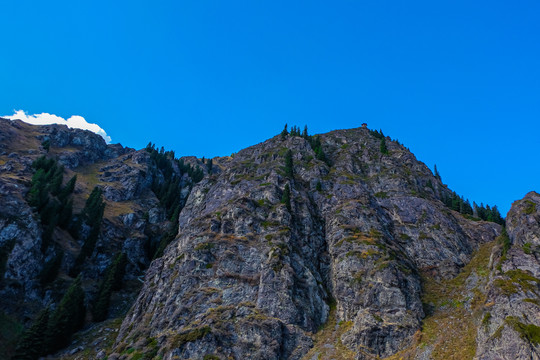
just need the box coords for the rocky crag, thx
[475,191,540,359]
[111,127,501,359]
[0,118,202,357]
[1,118,538,360]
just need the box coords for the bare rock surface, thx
[115,128,501,359]
[476,191,540,360]
[0,117,194,330]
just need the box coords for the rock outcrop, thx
[476,191,540,360]
[0,117,195,334]
[114,128,501,359]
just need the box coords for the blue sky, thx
[1,1,539,215]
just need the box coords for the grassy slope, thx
[385,241,495,360]
[302,304,357,360]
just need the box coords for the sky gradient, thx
[1,1,539,215]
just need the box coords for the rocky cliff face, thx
[0,118,198,357]
[475,191,540,360]
[1,119,538,360]
[112,128,502,360]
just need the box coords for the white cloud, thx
[3,110,112,144]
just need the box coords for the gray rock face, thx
[95,151,154,202]
[0,182,44,314]
[476,191,540,360]
[39,122,128,169]
[115,128,501,359]
[0,118,190,326]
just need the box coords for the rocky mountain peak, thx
[1,121,537,360]
[113,127,502,359]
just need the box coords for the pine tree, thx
[302,125,308,139]
[486,205,494,222]
[196,167,204,182]
[281,184,291,211]
[111,253,128,290]
[434,164,441,181]
[380,138,388,154]
[58,175,77,202]
[308,135,328,164]
[284,150,294,178]
[281,124,288,140]
[84,187,105,224]
[13,308,50,360]
[41,212,58,252]
[48,164,64,196]
[464,199,473,215]
[476,203,488,220]
[491,205,504,225]
[28,169,48,209]
[92,253,127,322]
[369,129,384,139]
[451,192,460,212]
[70,187,105,276]
[58,198,73,229]
[92,280,113,322]
[152,222,179,260]
[46,276,86,354]
[41,139,50,153]
[39,250,63,285]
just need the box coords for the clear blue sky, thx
[1,1,539,215]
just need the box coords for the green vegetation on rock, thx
[70,186,105,276]
[281,184,291,211]
[92,253,128,322]
[524,200,537,215]
[171,326,211,348]
[506,316,540,346]
[27,156,77,252]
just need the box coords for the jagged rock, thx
[476,192,540,360]
[0,117,191,334]
[0,192,43,313]
[115,128,500,359]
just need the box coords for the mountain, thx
[0,118,538,360]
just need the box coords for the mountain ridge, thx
[0,118,538,360]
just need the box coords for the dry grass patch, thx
[6,130,41,153]
[385,241,495,360]
[49,146,81,154]
[104,200,138,219]
[302,306,356,360]
[72,162,105,191]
